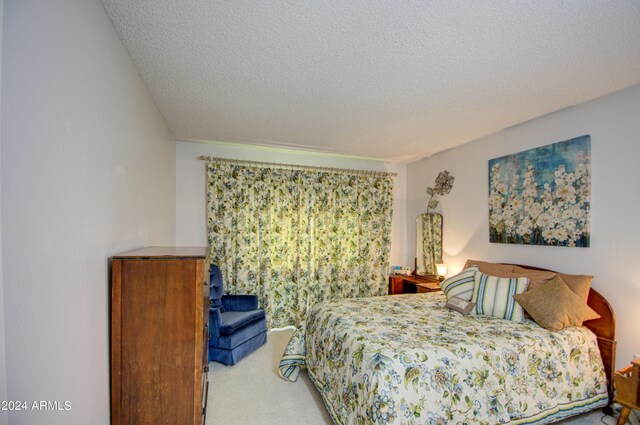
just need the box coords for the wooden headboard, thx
[507,264,617,410]
[584,287,616,410]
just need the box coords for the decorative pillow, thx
[440,266,478,301]
[557,272,593,302]
[510,267,557,291]
[445,296,476,316]
[513,276,600,331]
[511,266,593,301]
[464,259,515,277]
[471,272,529,322]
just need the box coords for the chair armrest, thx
[208,307,222,340]
[221,294,259,311]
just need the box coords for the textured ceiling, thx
[101,0,640,162]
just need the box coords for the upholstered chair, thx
[208,264,267,365]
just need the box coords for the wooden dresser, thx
[388,274,441,295]
[110,246,210,425]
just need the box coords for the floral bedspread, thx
[278,293,608,425]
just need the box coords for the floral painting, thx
[488,135,591,247]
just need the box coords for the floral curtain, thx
[205,160,394,330]
[421,213,442,275]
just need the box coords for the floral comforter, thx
[278,293,608,425]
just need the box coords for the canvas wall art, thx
[488,135,591,247]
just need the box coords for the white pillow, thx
[470,272,529,322]
[440,266,478,301]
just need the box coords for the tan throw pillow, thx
[511,266,557,291]
[511,267,593,301]
[557,273,593,302]
[464,259,515,277]
[513,275,600,331]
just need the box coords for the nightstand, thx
[388,274,441,295]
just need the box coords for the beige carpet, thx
[206,328,332,425]
[206,328,621,425]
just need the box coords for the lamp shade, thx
[435,263,448,277]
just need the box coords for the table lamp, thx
[435,263,448,281]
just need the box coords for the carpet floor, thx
[207,328,622,425]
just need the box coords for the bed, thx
[278,264,616,425]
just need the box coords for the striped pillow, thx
[471,272,530,322]
[440,266,478,301]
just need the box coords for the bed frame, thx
[510,264,617,413]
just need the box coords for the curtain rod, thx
[198,156,398,177]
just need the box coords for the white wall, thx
[1,0,175,424]
[406,84,640,369]
[176,141,408,268]
[0,1,7,424]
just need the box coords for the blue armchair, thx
[208,264,267,365]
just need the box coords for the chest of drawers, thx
[110,246,210,425]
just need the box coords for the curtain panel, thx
[205,161,394,330]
